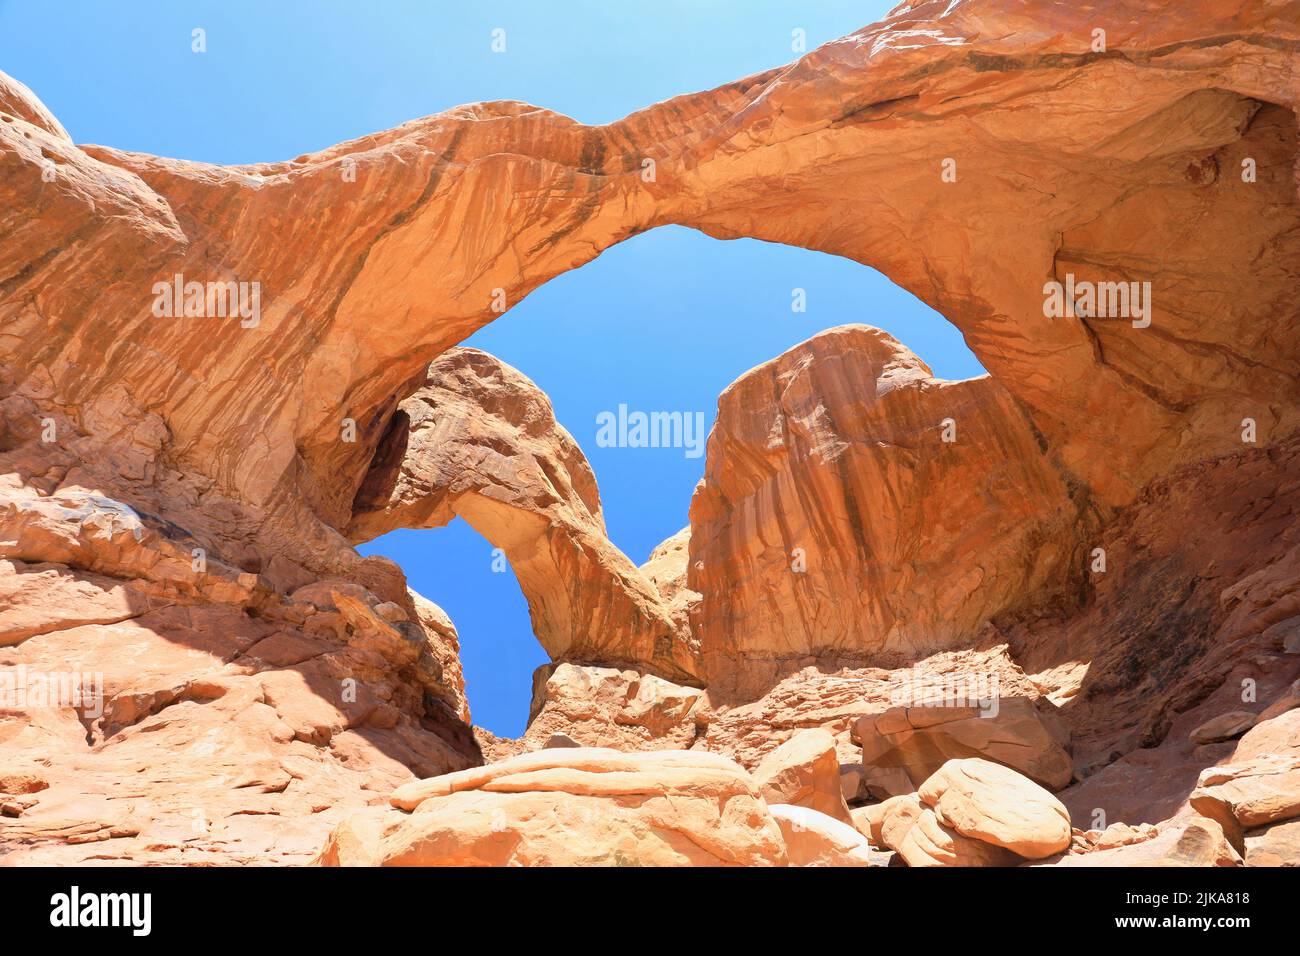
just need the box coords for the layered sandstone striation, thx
[688,325,1083,697]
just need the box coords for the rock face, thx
[350,348,698,683]
[321,748,788,867]
[1028,447,1300,827]
[7,0,1294,543]
[0,560,479,864]
[640,527,699,645]
[689,326,1082,698]
[1,0,1299,867]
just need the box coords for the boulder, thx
[919,758,1071,859]
[752,729,853,824]
[897,808,1021,867]
[770,804,876,867]
[1190,756,1300,829]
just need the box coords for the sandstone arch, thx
[3,0,1295,578]
[3,0,1300,865]
[348,348,700,684]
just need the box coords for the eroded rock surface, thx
[769,804,878,867]
[350,348,698,683]
[689,326,1082,697]
[919,758,1072,860]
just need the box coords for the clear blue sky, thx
[2,0,984,736]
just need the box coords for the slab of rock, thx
[1190,710,1257,744]
[322,748,786,866]
[752,729,853,824]
[919,758,1071,859]
[1190,756,1300,829]
[1095,822,1160,850]
[855,697,1072,793]
[770,804,876,867]
[0,559,164,648]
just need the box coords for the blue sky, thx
[2,1,984,736]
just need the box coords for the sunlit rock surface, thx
[348,347,699,683]
[2,0,1299,864]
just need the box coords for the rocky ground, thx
[2,0,1299,866]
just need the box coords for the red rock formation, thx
[4,0,1295,575]
[688,325,1083,697]
[2,0,1299,866]
[522,662,706,752]
[349,347,698,682]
